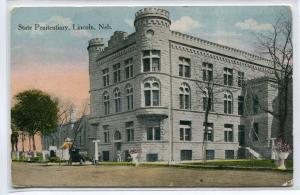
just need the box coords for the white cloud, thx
[170,16,201,33]
[235,18,272,31]
[124,19,134,28]
[47,16,73,26]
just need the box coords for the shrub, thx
[49,156,60,162]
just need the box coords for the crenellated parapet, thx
[87,38,104,51]
[171,31,273,68]
[135,7,170,22]
[134,7,171,30]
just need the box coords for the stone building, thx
[87,8,291,162]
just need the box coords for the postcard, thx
[10,5,293,188]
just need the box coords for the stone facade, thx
[87,8,291,162]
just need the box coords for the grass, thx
[97,159,293,172]
[182,159,293,169]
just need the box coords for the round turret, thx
[134,7,171,31]
[87,38,104,51]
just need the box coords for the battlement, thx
[108,31,128,48]
[135,7,170,22]
[88,38,104,50]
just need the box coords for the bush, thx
[49,156,60,162]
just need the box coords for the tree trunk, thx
[22,133,25,152]
[32,134,36,151]
[15,140,18,152]
[28,135,32,151]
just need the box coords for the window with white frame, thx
[180,121,191,141]
[126,84,133,111]
[224,91,233,114]
[203,122,213,142]
[103,125,110,143]
[113,63,121,83]
[203,88,213,111]
[126,121,134,142]
[102,68,109,87]
[253,95,260,114]
[125,58,133,79]
[114,88,121,113]
[223,68,233,86]
[238,71,245,87]
[238,96,244,115]
[224,124,233,142]
[103,91,110,115]
[142,50,160,72]
[202,62,213,81]
[147,127,161,141]
[179,83,190,110]
[179,57,191,77]
[144,78,160,107]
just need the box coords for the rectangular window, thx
[238,71,245,87]
[181,150,192,161]
[115,98,121,113]
[127,94,133,111]
[179,94,184,109]
[126,122,134,142]
[146,154,158,162]
[252,123,259,141]
[152,90,159,106]
[224,68,233,86]
[225,150,235,159]
[203,122,214,142]
[179,57,191,77]
[125,58,133,79]
[147,127,161,141]
[206,150,215,160]
[179,121,191,141]
[144,90,151,106]
[238,125,245,146]
[102,68,109,87]
[113,63,121,83]
[224,124,233,142]
[143,50,160,72]
[238,96,244,115]
[104,101,110,115]
[103,126,109,143]
[202,63,213,81]
[104,132,109,143]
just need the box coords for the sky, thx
[10,6,292,111]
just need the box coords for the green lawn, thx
[182,159,293,169]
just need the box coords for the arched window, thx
[224,91,233,114]
[126,84,133,111]
[114,131,122,141]
[114,88,121,113]
[179,83,190,110]
[103,91,110,115]
[203,88,213,111]
[144,78,160,107]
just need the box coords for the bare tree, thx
[256,15,293,142]
[195,65,236,162]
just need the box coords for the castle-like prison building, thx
[87,7,284,162]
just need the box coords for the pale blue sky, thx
[10,6,291,107]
